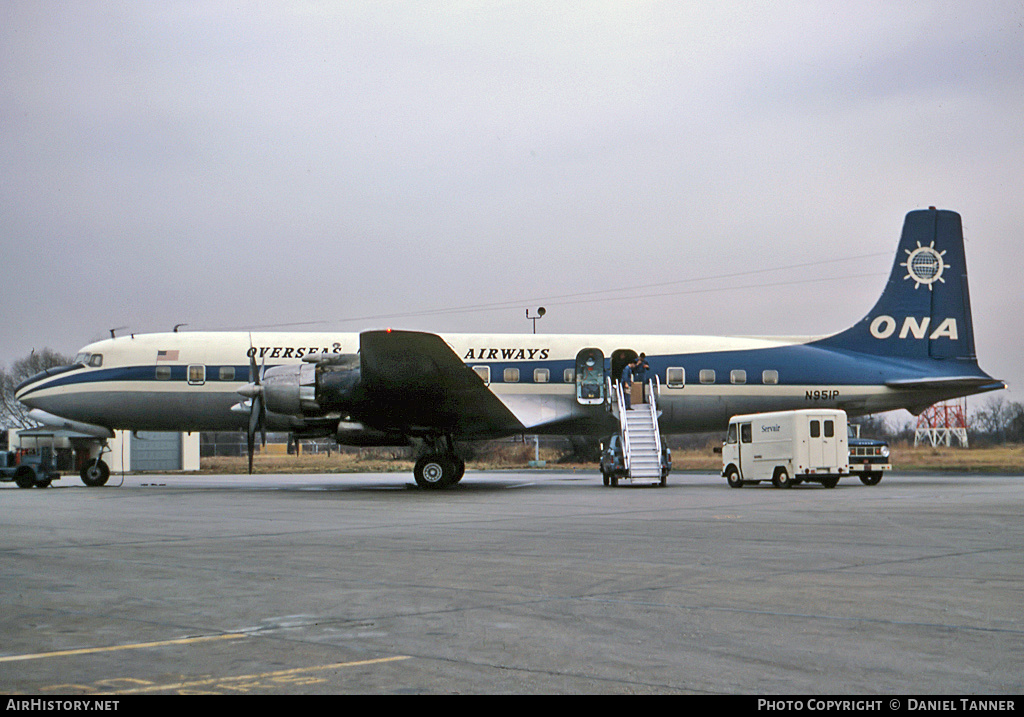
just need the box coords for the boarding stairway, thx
[610,377,664,483]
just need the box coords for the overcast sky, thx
[2,2,1022,415]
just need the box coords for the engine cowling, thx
[247,354,407,448]
[260,353,362,418]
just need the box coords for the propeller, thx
[237,353,266,474]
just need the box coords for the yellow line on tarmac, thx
[109,656,414,694]
[0,633,248,663]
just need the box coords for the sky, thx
[2,2,1022,420]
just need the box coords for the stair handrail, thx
[614,380,632,472]
[648,377,662,468]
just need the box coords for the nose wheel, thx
[81,458,110,487]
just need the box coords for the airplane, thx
[16,207,1005,488]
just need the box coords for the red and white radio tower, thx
[914,398,969,447]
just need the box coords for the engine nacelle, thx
[261,354,362,418]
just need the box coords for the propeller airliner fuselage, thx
[16,208,1005,487]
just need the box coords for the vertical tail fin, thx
[815,208,976,361]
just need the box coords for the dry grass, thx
[200,443,1024,474]
[887,443,1024,472]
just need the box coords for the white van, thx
[722,409,850,488]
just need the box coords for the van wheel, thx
[820,476,839,488]
[726,467,743,488]
[772,468,793,489]
[860,472,882,486]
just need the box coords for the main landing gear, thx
[413,435,465,489]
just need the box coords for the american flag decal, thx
[157,350,179,361]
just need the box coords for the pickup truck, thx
[847,424,891,486]
[599,433,671,487]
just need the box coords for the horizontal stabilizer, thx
[885,376,1005,392]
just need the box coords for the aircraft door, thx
[575,348,605,405]
[610,349,639,388]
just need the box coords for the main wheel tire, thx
[81,459,110,487]
[772,467,793,489]
[860,472,883,486]
[726,467,743,488]
[414,454,456,489]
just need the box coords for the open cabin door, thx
[575,348,605,405]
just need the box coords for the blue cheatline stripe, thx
[17,340,991,402]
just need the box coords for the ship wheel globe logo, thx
[901,241,949,290]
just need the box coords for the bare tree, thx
[1,348,74,430]
[970,396,1024,444]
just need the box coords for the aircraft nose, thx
[14,374,45,407]
[14,363,80,408]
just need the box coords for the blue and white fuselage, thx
[16,209,1005,484]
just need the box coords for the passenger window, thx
[219,366,235,381]
[762,370,779,385]
[699,369,716,384]
[563,368,575,383]
[730,369,746,384]
[155,366,171,381]
[473,366,490,385]
[534,368,549,383]
[740,423,752,443]
[188,365,206,385]
[810,420,820,438]
[824,420,834,438]
[666,367,685,388]
[503,368,520,383]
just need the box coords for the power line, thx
[209,251,891,332]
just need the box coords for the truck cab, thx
[847,423,891,485]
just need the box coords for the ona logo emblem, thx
[870,315,958,340]
[901,241,949,290]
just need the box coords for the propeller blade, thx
[247,393,264,474]
[244,350,267,474]
[258,394,267,449]
[247,411,256,474]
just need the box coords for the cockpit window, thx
[74,353,103,367]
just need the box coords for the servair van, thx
[722,409,849,489]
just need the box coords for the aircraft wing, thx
[356,330,526,438]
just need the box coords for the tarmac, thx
[1,470,1022,695]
